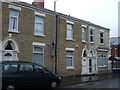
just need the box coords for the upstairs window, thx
[9,9,19,31]
[82,26,86,42]
[100,32,104,43]
[90,29,94,43]
[34,16,44,36]
[67,24,73,40]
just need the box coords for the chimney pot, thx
[32,0,44,8]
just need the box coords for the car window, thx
[3,64,18,74]
[34,65,50,74]
[19,64,33,73]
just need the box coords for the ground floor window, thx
[33,46,44,65]
[98,55,106,67]
[66,51,74,69]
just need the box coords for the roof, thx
[110,37,120,45]
[1,61,32,64]
[7,1,110,30]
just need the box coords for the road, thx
[62,78,120,89]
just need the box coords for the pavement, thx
[60,73,120,87]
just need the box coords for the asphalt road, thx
[62,78,120,89]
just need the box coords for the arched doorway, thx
[81,50,88,75]
[3,38,19,61]
[89,50,95,74]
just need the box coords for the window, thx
[100,32,104,43]
[34,16,44,36]
[82,27,86,41]
[3,64,18,74]
[19,64,33,73]
[90,29,94,43]
[33,46,44,65]
[98,55,106,67]
[89,51,93,57]
[9,9,19,32]
[34,65,50,74]
[66,51,74,69]
[67,24,73,40]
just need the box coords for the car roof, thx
[1,61,35,65]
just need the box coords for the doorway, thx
[89,59,92,73]
[3,40,18,61]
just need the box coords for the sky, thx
[21,0,119,37]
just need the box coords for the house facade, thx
[0,0,110,76]
[110,37,120,57]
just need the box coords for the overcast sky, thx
[21,0,119,37]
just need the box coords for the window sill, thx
[98,65,107,68]
[66,38,75,42]
[34,34,45,37]
[66,67,75,70]
[8,30,19,33]
[82,40,87,43]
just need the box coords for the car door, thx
[2,64,20,89]
[18,64,37,88]
[33,64,52,88]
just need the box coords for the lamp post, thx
[52,0,58,74]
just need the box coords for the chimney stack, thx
[32,0,44,8]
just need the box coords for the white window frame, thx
[90,28,94,43]
[8,9,19,33]
[33,42,45,66]
[9,5,21,11]
[82,25,87,43]
[99,30,104,45]
[66,48,75,69]
[98,54,107,67]
[34,16,45,37]
[66,23,74,40]
[35,12,46,17]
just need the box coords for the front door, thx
[89,59,92,73]
[82,58,87,74]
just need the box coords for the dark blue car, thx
[0,61,61,90]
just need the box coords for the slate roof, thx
[10,1,110,30]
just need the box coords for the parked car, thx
[0,61,61,90]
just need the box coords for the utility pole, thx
[52,0,58,74]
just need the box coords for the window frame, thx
[99,31,104,44]
[82,25,87,42]
[8,9,19,33]
[66,48,75,69]
[90,28,94,43]
[98,54,107,67]
[34,16,45,37]
[33,44,44,66]
[66,23,74,40]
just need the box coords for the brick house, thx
[0,0,110,76]
[110,37,120,57]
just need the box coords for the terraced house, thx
[0,0,111,76]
